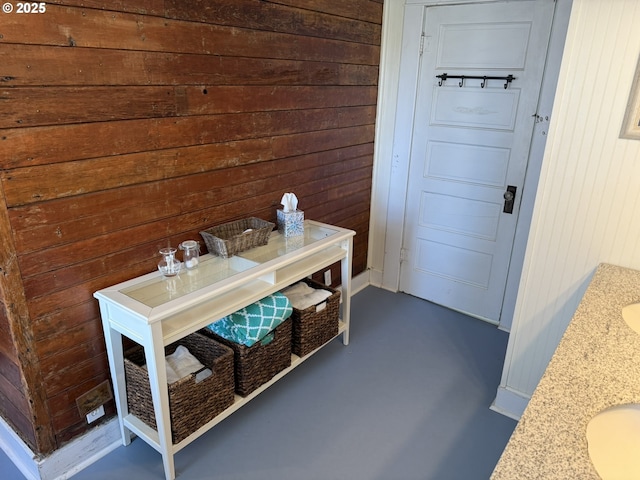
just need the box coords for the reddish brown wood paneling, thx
[0,85,376,131]
[0,288,35,445]
[0,0,382,455]
[0,107,376,169]
[0,5,379,64]
[0,181,55,453]
[0,389,37,448]
[48,0,165,16]
[266,0,383,25]
[0,351,28,414]
[2,122,374,206]
[164,0,381,44]
[0,303,18,363]
[0,45,379,88]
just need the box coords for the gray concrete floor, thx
[1,286,516,479]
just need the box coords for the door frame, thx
[368,0,573,330]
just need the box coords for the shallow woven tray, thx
[290,278,340,357]
[124,332,235,444]
[201,318,292,397]
[200,217,274,258]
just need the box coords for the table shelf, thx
[95,221,354,480]
[122,321,346,456]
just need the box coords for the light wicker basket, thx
[200,217,274,258]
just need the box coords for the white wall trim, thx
[379,2,423,293]
[497,0,573,332]
[368,0,405,288]
[368,267,384,289]
[350,269,371,296]
[0,417,121,480]
[490,385,530,421]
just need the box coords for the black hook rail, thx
[436,73,516,89]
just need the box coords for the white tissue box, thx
[277,209,304,237]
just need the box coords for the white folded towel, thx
[144,345,205,384]
[282,282,333,311]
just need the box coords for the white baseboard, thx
[0,416,121,480]
[368,268,383,289]
[350,270,370,295]
[490,385,531,421]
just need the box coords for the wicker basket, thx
[201,318,292,397]
[200,217,274,258]
[124,332,235,444]
[289,278,341,357]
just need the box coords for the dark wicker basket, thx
[124,332,235,444]
[289,278,340,357]
[201,318,292,397]
[200,217,274,258]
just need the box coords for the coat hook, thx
[459,76,464,87]
[504,75,515,89]
[481,77,487,88]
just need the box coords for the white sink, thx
[587,404,640,479]
[622,303,640,335]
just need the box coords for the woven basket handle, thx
[194,368,212,383]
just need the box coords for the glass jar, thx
[179,240,200,270]
[158,247,182,277]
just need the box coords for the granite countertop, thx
[492,263,640,479]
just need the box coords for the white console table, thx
[94,220,355,480]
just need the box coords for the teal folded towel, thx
[206,292,292,347]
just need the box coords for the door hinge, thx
[419,32,425,56]
[400,248,409,263]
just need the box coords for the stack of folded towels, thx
[206,292,293,347]
[281,281,333,311]
[144,345,204,384]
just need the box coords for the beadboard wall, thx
[495,0,640,417]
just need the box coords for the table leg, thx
[144,326,176,480]
[340,237,353,346]
[100,313,133,446]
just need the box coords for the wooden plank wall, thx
[0,166,48,450]
[0,301,37,447]
[0,0,382,454]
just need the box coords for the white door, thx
[399,1,555,323]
